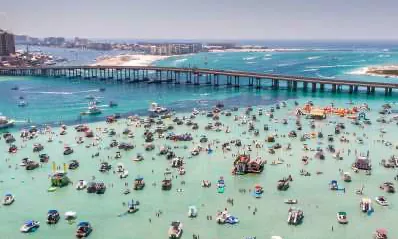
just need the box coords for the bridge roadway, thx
[0,66,396,94]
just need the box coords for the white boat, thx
[284,199,298,204]
[168,221,183,239]
[187,206,198,218]
[119,170,129,179]
[76,180,87,190]
[81,103,102,115]
[18,100,28,107]
[375,196,389,206]
[336,211,348,224]
[0,116,15,129]
[148,102,168,116]
[20,220,40,233]
[2,193,15,205]
[65,211,77,221]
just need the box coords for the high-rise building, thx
[0,29,16,56]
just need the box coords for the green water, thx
[1,97,397,239]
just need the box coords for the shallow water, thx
[1,98,398,239]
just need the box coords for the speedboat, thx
[284,199,298,204]
[69,160,80,170]
[47,210,60,224]
[188,206,198,218]
[76,221,93,238]
[360,198,372,213]
[253,185,263,198]
[18,100,28,107]
[0,116,15,129]
[127,199,139,213]
[2,193,15,205]
[287,208,304,225]
[168,221,183,239]
[76,180,88,190]
[63,146,74,155]
[119,170,129,179]
[20,220,40,233]
[81,103,102,116]
[375,196,389,206]
[336,211,348,224]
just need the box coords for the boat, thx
[76,221,93,238]
[69,160,80,170]
[127,199,139,213]
[119,170,129,179]
[109,101,118,107]
[133,153,144,162]
[201,180,211,188]
[76,180,88,190]
[20,220,40,233]
[11,86,19,90]
[380,182,395,193]
[148,102,169,116]
[65,211,77,221]
[188,206,198,218]
[47,210,60,224]
[168,221,183,239]
[374,228,388,239]
[336,211,348,224]
[287,208,304,225]
[18,100,28,107]
[0,116,15,129]
[95,182,106,194]
[284,199,298,204]
[253,185,263,198]
[81,102,102,116]
[63,146,74,155]
[217,177,225,193]
[360,198,372,213]
[162,179,172,190]
[99,88,106,92]
[342,172,352,182]
[375,196,389,206]
[216,210,239,225]
[2,193,15,205]
[329,180,339,190]
[134,176,145,190]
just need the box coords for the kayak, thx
[47,187,57,192]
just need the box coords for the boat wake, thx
[316,73,336,79]
[307,56,321,60]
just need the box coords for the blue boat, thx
[47,209,60,224]
[76,221,93,238]
[20,220,40,233]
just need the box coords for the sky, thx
[1,0,398,40]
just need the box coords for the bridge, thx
[0,66,396,95]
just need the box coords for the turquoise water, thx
[1,43,398,239]
[2,44,398,126]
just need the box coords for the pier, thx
[0,66,396,95]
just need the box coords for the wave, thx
[306,64,359,69]
[265,54,272,57]
[243,56,256,61]
[347,67,369,75]
[246,61,256,64]
[302,69,318,72]
[23,89,100,95]
[378,54,391,58]
[316,73,336,79]
[174,58,188,63]
[263,57,272,60]
[307,56,321,60]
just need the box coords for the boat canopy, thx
[77,221,90,227]
[25,220,34,225]
[5,193,12,196]
[338,211,347,215]
[48,209,58,214]
[135,176,144,181]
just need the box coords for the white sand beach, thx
[208,48,306,53]
[92,54,172,66]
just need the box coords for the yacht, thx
[0,116,15,129]
[20,220,40,233]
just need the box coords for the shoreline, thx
[91,54,173,66]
